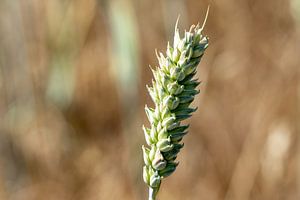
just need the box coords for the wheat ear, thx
[142,10,209,200]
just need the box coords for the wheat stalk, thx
[142,9,209,200]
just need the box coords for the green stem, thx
[148,187,156,200]
[149,184,162,200]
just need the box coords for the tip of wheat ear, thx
[142,10,209,199]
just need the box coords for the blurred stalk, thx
[45,0,97,109]
[0,0,35,108]
[0,0,37,196]
[45,0,77,109]
[99,0,141,198]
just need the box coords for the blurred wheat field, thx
[0,0,300,200]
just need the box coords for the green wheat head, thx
[142,11,209,200]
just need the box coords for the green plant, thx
[142,10,210,200]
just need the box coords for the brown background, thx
[0,0,299,199]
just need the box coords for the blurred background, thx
[0,0,300,199]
